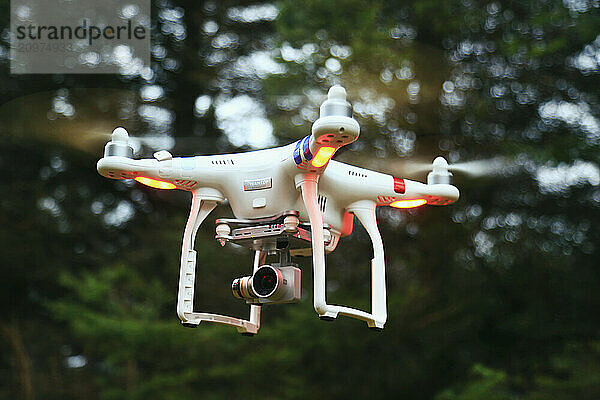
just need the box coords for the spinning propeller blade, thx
[401,157,508,178]
[348,154,510,181]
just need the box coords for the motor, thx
[427,156,453,185]
[104,127,134,158]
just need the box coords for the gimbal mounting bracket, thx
[214,210,338,254]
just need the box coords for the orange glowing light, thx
[311,146,335,167]
[390,199,427,209]
[134,176,177,190]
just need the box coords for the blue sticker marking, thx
[293,139,303,165]
[301,135,313,161]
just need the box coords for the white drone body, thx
[97,86,459,335]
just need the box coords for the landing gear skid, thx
[297,173,387,330]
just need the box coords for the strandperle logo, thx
[10,0,150,74]
[15,20,147,46]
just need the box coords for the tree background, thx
[1,0,599,399]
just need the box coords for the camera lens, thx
[252,266,279,297]
[231,276,253,299]
[231,278,243,299]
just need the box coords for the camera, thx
[232,264,301,305]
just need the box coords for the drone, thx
[97,85,459,335]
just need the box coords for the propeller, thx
[0,87,511,181]
[339,151,511,181]
[86,131,176,153]
[399,157,509,178]
[0,89,212,157]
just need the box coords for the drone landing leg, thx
[298,174,336,320]
[177,191,261,335]
[247,250,266,332]
[299,176,386,328]
[348,201,387,329]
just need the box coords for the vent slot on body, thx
[348,170,367,178]
[318,194,327,213]
[211,159,235,165]
[174,180,198,189]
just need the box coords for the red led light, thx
[311,146,335,168]
[134,176,176,190]
[390,199,427,209]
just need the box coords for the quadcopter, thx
[97,85,459,335]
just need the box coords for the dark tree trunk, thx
[0,320,34,400]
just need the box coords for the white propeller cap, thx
[427,156,453,185]
[104,127,134,158]
[320,85,352,117]
[432,156,449,173]
[328,85,347,101]
[111,127,129,143]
